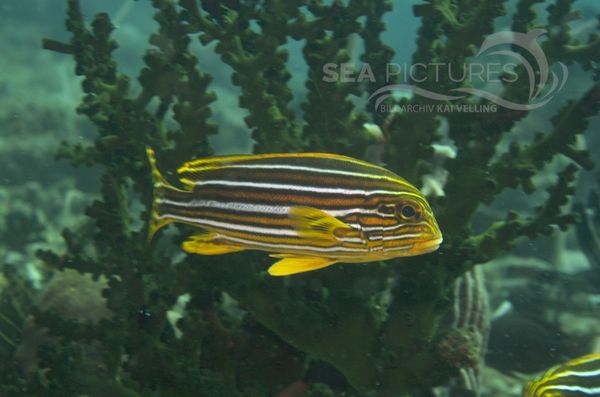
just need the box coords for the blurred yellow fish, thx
[523,353,600,396]
[147,149,442,276]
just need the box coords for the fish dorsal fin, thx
[176,152,396,190]
[268,255,337,276]
[182,233,245,255]
[177,152,363,173]
[289,206,353,242]
[568,353,600,366]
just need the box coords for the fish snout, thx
[412,235,443,253]
[412,220,443,254]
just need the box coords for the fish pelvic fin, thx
[182,233,245,255]
[268,255,337,276]
[146,147,189,242]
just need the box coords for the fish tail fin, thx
[146,147,187,242]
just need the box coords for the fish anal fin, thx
[267,255,337,276]
[182,233,244,255]
[289,207,353,242]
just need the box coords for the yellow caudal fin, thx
[146,148,189,242]
[182,233,245,255]
[289,206,354,242]
[268,255,337,276]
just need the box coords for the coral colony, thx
[0,1,597,396]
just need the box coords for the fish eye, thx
[397,203,420,220]
[401,205,415,218]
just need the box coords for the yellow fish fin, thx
[182,233,245,255]
[178,154,261,174]
[176,154,258,188]
[267,255,337,276]
[289,206,354,242]
[176,153,397,189]
[146,147,191,242]
[177,153,365,173]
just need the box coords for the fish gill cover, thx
[0,0,599,396]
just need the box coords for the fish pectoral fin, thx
[289,206,354,242]
[182,233,244,255]
[267,255,337,276]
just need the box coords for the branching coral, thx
[4,0,595,396]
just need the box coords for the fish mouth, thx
[412,236,443,253]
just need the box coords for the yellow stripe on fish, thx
[523,353,600,397]
[146,148,442,276]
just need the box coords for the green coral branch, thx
[374,258,453,395]
[359,0,395,123]
[182,0,301,153]
[440,71,598,238]
[440,0,506,63]
[383,112,439,182]
[300,32,366,154]
[402,0,531,201]
[37,1,233,395]
[512,0,545,32]
[539,1,600,78]
[491,80,599,195]
[435,0,598,235]
[140,0,218,162]
[545,0,579,52]
[466,163,578,266]
[298,0,385,155]
[412,0,505,92]
[37,1,317,395]
[213,267,391,395]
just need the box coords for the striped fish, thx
[146,148,442,276]
[523,354,600,396]
[435,267,490,397]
